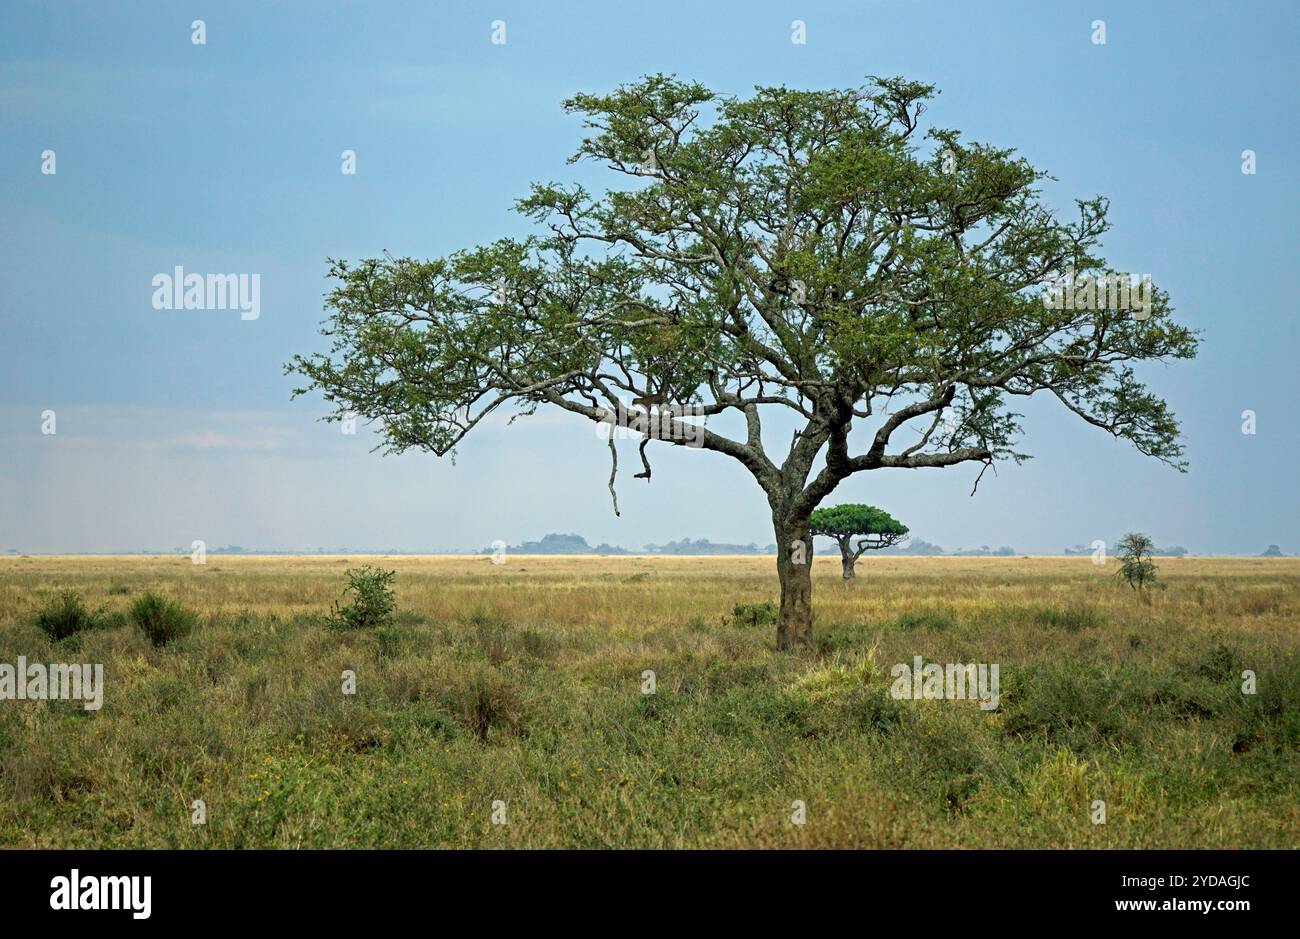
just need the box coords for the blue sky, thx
[0,0,1296,554]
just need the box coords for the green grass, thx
[0,555,1296,848]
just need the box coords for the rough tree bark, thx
[774,511,814,650]
[839,541,857,580]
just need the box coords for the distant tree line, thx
[488,531,1027,557]
[1063,542,1189,557]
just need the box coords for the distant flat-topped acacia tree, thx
[810,504,909,580]
[288,74,1197,650]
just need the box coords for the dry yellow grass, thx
[1,554,1296,848]
[4,553,1297,633]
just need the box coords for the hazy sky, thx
[1,1,1296,554]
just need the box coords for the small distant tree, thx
[1115,532,1157,591]
[809,504,909,580]
[326,566,397,629]
[1262,544,1283,558]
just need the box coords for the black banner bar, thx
[0,849,1285,925]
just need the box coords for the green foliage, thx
[809,504,908,540]
[287,74,1199,648]
[731,600,778,627]
[441,665,528,742]
[287,75,1198,490]
[812,505,910,579]
[35,592,102,641]
[1180,641,1240,682]
[129,593,198,647]
[845,685,907,734]
[1116,532,1158,591]
[1232,654,1300,753]
[1001,664,1130,751]
[326,566,397,631]
[2,559,1298,848]
[890,609,954,631]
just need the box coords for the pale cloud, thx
[168,431,283,451]
[0,405,312,452]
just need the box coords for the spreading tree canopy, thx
[288,74,1198,649]
[809,504,909,579]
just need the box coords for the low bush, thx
[1000,664,1127,750]
[326,566,397,631]
[129,592,198,647]
[35,591,102,641]
[731,600,777,627]
[890,609,953,631]
[1230,653,1300,753]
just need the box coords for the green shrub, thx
[98,610,129,631]
[35,591,101,641]
[1001,664,1127,750]
[1144,670,1234,720]
[816,624,874,654]
[920,723,986,811]
[706,685,810,738]
[129,592,198,647]
[891,609,953,631]
[1116,532,1158,590]
[438,665,527,742]
[1179,641,1240,682]
[1230,654,1300,753]
[326,566,397,630]
[731,600,777,627]
[34,587,94,639]
[845,686,906,734]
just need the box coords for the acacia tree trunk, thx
[838,536,856,580]
[775,512,814,650]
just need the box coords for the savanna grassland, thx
[0,554,1297,849]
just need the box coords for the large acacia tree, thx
[288,75,1197,650]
